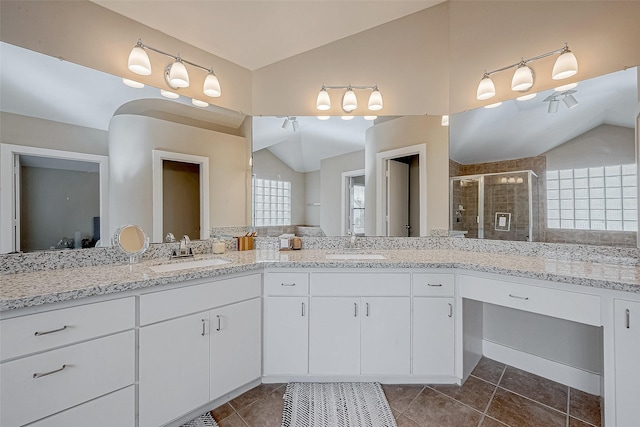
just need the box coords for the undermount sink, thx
[325,253,386,260]
[149,258,231,273]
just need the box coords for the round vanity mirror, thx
[114,225,149,263]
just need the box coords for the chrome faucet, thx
[346,230,358,249]
[172,235,194,258]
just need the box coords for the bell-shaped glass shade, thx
[552,50,578,80]
[368,89,383,111]
[342,88,357,112]
[341,115,355,121]
[203,72,221,97]
[316,88,331,111]
[128,46,151,75]
[511,64,534,91]
[160,89,179,99]
[476,75,496,100]
[192,99,209,107]
[169,60,190,88]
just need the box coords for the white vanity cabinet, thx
[0,297,136,427]
[264,272,309,375]
[308,272,411,376]
[613,298,640,426]
[412,273,455,376]
[138,274,261,427]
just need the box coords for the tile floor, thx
[209,358,601,427]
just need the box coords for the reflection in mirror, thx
[114,224,149,264]
[0,42,249,253]
[450,67,638,247]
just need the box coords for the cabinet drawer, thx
[413,273,455,296]
[0,330,135,427]
[28,386,135,427]
[265,272,309,295]
[0,297,135,361]
[140,273,261,325]
[458,274,601,326]
[311,273,410,296]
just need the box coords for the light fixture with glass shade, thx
[476,43,578,102]
[316,84,383,112]
[341,115,355,121]
[160,89,179,99]
[364,116,377,121]
[191,99,209,108]
[317,115,330,120]
[127,38,222,99]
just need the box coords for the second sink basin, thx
[325,253,386,260]
[150,258,231,273]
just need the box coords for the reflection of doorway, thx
[341,169,365,236]
[162,160,200,240]
[0,144,108,253]
[152,150,209,242]
[376,144,427,236]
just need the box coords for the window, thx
[546,164,637,231]
[351,182,365,235]
[252,178,291,226]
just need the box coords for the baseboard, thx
[482,339,601,395]
[262,375,461,385]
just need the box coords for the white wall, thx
[320,150,365,236]
[108,114,250,240]
[545,124,635,170]
[304,170,321,226]
[364,116,449,236]
[252,148,305,226]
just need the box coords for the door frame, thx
[341,168,365,236]
[152,150,209,242]
[0,143,109,253]
[376,144,427,236]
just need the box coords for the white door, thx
[210,298,261,400]
[139,313,209,427]
[264,297,309,375]
[413,297,455,376]
[361,297,411,375]
[614,299,640,426]
[386,159,409,236]
[309,297,360,375]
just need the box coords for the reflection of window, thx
[253,178,291,226]
[546,164,637,231]
[352,183,365,235]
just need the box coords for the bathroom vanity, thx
[1,247,639,426]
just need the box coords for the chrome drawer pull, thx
[281,283,296,287]
[354,303,358,317]
[448,303,453,318]
[508,294,529,301]
[301,302,306,317]
[216,315,222,332]
[427,283,443,287]
[201,319,207,336]
[366,302,370,317]
[34,325,68,336]
[33,364,66,379]
[626,309,630,329]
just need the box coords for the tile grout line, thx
[566,387,571,427]
[393,385,427,422]
[479,364,508,427]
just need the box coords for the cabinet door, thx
[361,297,411,375]
[309,297,360,375]
[614,299,640,426]
[413,297,455,376]
[264,297,309,375]
[139,313,209,427]
[210,298,262,400]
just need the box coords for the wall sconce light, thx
[543,89,579,113]
[281,116,299,131]
[128,38,222,98]
[476,43,578,101]
[316,84,383,113]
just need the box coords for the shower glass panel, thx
[450,170,539,242]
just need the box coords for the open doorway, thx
[152,150,209,242]
[376,144,427,236]
[341,169,365,236]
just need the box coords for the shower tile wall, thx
[483,173,530,242]
[452,178,479,239]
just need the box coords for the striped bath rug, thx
[181,411,219,427]
[282,382,397,427]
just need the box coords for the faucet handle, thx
[166,233,175,243]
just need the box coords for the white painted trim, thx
[482,339,601,395]
[375,144,427,236]
[340,169,365,236]
[0,143,109,253]
[152,150,210,243]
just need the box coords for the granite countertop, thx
[2,249,640,312]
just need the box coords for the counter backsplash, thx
[2,235,639,275]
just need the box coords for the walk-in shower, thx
[450,170,539,241]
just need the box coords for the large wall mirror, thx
[0,42,250,253]
[450,67,638,247]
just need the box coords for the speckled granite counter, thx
[2,249,640,312]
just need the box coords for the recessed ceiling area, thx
[92,0,445,71]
